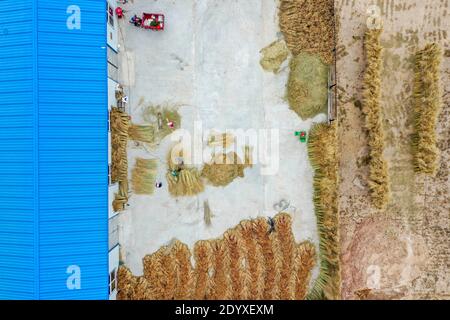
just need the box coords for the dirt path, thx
[336,0,449,299]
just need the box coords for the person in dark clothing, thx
[130,15,142,27]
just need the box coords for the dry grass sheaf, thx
[128,124,155,144]
[307,123,340,300]
[201,147,253,187]
[142,105,181,143]
[117,213,316,300]
[166,145,204,197]
[110,108,131,212]
[111,108,130,183]
[165,141,252,196]
[131,158,158,195]
[128,106,181,146]
[362,29,390,209]
[287,52,329,119]
[259,39,290,73]
[279,0,335,65]
[412,43,443,176]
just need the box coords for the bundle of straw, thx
[166,168,204,197]
[116,267,138,300]
[307,123,340,300]
[207,241,232,300]
[131,158,158,195]
[279,0,335,64]
[202,147,252,187]
[110,108,130,183]
[192,241,213,300]
[112,176,129,212]
[110,108,131,211]
[224,230,246,299]
[128,124,155,144]
[294,242,316,300]
[142,105,181,142]
[276,214,297,299]
[362,28,390,209]
[412,43,443,176]
[239,220,265,299]
[259,39,290,74]
[172,241,194,299]
[142,247,166,299]
[166,145,204,197]
[287,52,329,120]
[253,217,282,300]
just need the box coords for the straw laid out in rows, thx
[117,213,316,300]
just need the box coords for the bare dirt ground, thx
[336,0,449,299]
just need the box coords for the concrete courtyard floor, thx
[116,0,325,276]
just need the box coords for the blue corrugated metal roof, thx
[0,0,108,299]
[0,0,37,300]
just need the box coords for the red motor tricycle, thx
[130,13,165,30]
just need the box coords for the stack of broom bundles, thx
[412,43,443,176]
[111,108,130,183]
[113,181,129,213]
[110,108,130,211]
[117,213,316,300]
[362,28,390,210]
[307,123,340,300]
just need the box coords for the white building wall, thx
[107,1,121,301]
[106,0,119,52]
[108,245,120,300]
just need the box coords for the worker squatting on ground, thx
[130,15,142,27]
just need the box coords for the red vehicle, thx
[130,13,164,30]
[142,13,164,30]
